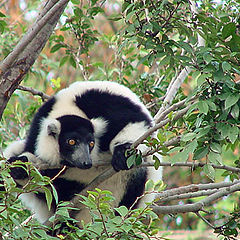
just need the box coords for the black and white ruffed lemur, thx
[4,81,162,224]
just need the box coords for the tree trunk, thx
[0,0,69,120]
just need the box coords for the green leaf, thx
[192,70,201,81]
[49,183,58,204]
[171,150,189,163]
[225,94,239,109]
[159,55,171,66]
[0,20,7,33]
[153,155,161,170]
[198,101,209,115]
[59,56,69,67]
[222,61,231,72]
[181,132,196,142]
[50,43,65,53]
[208,151,223,165]
[74,7,83,17]
[127,155,136,168]
[210,142,222,154]
[185,140,198,153]
[230,104,239,119]
[193,146,208,160]
[228,126,239,143]
[222,22,236,39]
[108,14,122,21]
[217,123,230,138]
[145,179,154,191]
[203,164,215,181]
[114,206,128,217]
[125,10,136,22]
[203,52,213,64]
[0,12,6,17]
[206,100,217,111]
[69,55,77,68]
[71,0,80,4]
[196,126,210,139]
[197,73,211,86]
[43,187,53,211]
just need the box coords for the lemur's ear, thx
[46,119,61,138]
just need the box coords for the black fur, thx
[75,90,152,151]
[112,143,132,171]
[24,97,56,153]
[8,156,28,179]
[119,168,147,208]
[52,178,85,202]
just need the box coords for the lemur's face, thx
[59,129,95,169]
[53,115,95,169]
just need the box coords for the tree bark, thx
[0,0,69,120]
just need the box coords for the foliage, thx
[1,0,240,239]
[0,161,56,239]
[0,161,164,239]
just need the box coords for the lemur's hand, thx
[112,143,132,171]
[7,156,29,179]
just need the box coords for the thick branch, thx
[140,161,240,173]
[157,189,218,202]
[0,0,69,76]
[0,0,69,120]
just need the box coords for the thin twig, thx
[157,189,219,203]
[195,211,216,229]
[50,166,67,181]
[17,85,50,101]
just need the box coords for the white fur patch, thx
[35,118,61,166]
[90,117,111,165]
[109,121,150,154]
[49,90,87,119]
[20,193,53,223]
[4,140,25,158]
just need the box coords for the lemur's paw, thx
[7,156,29,179]
[112,143,132,171]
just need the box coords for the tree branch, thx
[0,0,69,76]
[156,180,240,202]
[195,212,216,229]
[17,85,50,101]
[152,181,240,214]
[132,105,191,149]
[140,161,240,174]
[0,0,69,120]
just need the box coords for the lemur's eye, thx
[68,139,76,146]
[89,141,95,148]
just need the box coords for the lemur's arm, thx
[3,140,51,180]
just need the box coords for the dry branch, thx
[156,180,240,202]
[17,85,50,101]
[152,181,240,214]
